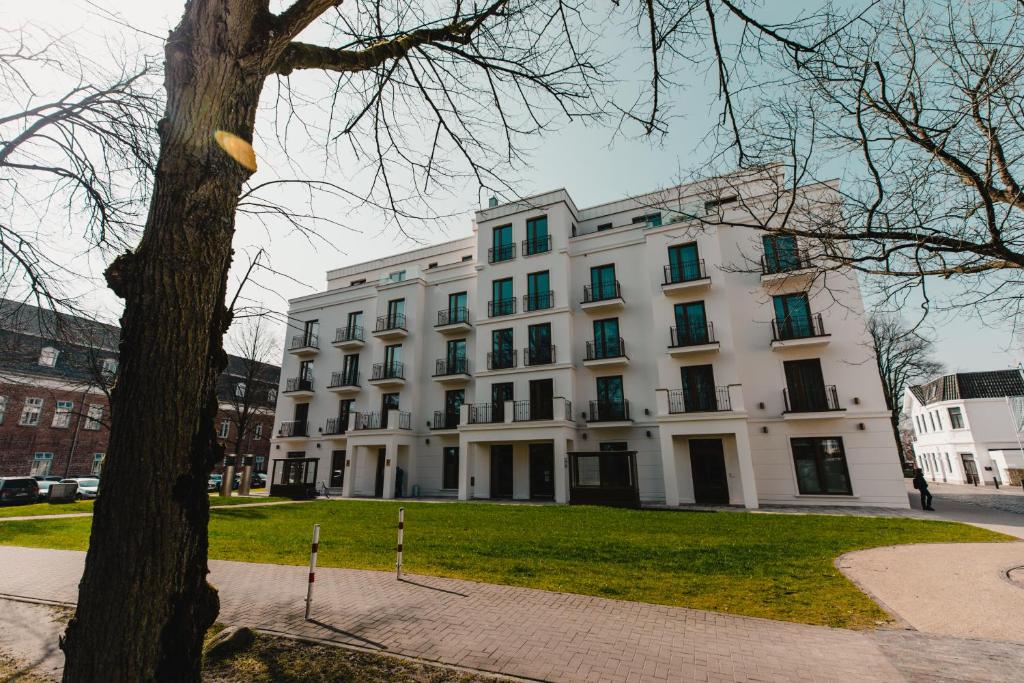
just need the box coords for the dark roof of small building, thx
[909,370,1024,405]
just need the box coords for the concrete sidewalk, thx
[2,546,1023,682]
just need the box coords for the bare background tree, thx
[221,313,279,459]
[868,313,944,469]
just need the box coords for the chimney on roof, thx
[488,196,498,208]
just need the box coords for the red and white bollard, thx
[396,507,405,580]
[304,523,320,620]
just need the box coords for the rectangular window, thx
[595,375,626,420]
[596,222,613,231]
[84,404,103,430]
[772,293,814,339]
[666,243,702,283]
[52,400,73,428]
[491,278,514,316]
[254,423,263,439]
[526,271,551,311]
[386,299,405,327]
[948,407,964,429]
[39,347,59,367]
[783,359,831,412]
[490,329,514,369]
[447,292,468,323]
[762,234,801,273]
[218,419,230,439]
[442,447,460,489]
[525,216,549,255]
[346,311,363,335]
[588,264,618,301]
[19,398,43,426]
[235,382,247,398]
[446,339,467,374]
[91,453,105,476]
[673,302,708,346]
[384,344,403,370]
[302,319,319,347]
[342,353,359,382]
[933,410,942,430]
[30,452,53,477]
[527,323,552,365]
[387,270,406,282]
[680,365,717,412]
[631,212,662,227]
[491,224,514,262]
[0,396,5,424]
[592,318,621,358]
[791,437,853,495]
[928,412,936,431]
[101,358,119,376]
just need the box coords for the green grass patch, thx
[208,495,291,507]
[0,500,95,518]
[0,501,1007,628]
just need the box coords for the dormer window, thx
[101,358,118,375]
[39,347,59,367]
[235,382,247,398]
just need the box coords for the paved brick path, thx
[2,547,1023,682]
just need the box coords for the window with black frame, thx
[525,215,549,255]
[442,447,460,489]
[491,328,514,369]
[527,323,552,364]
[791,437,852,495]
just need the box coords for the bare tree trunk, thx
[62,5,267,681]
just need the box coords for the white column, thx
[734,428,759,509]
[341,445,356,498]
[553,437,568,503]
[458,436,472,500]
[659,431,680,506]
[382,439,398,499]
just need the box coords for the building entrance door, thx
[689,438,729,504]
[961,454,980,485]
[490,445,514,498]
[374,448,386,497]
[330,450,345,488]
[529,444,555,500]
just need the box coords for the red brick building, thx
[0,300,279,477]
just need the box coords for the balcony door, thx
[773,293,812,338]
[763,234,799,273]
[596,375,625,420]
[446,339,466,372]
[448,291,467,322]
[783,359,827,411]
[339,399,353,432]
[330,450,346,488]
[293,402,309,433]
[674,302,708,345]
[386,298,405,326]
[590,264,616,300]
[491,328,513,368]
[342,354,359,382]
[384,344,402,369]
[493,224,513,261]
[492,277,513,314]
[529,378,554,419]
[346,310,363,335]
[491,382,513,421]
[444,389,464,427]
[593,318,620,357]
[667,243,700,282]
[526,215,548,254]
[526,270,550,310]
[303,319,319,346]
[528,322,552,364]
[680,364,717,412]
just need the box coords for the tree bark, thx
[62,3,270,681]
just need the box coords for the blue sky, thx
[8,0,1020,373]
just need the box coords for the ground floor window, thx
[791,437,852,495]
[30,452,53,476]
[255,455,266,473]
[91,453,105,475]
[442,447,459,489]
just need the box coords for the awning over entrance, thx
[567,450,639,508]
[269,457,319,499]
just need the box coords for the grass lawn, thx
[0,495,288,518]
[0,500,1008,628]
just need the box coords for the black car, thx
[0,477,40,505]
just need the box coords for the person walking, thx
[912,467,935,510]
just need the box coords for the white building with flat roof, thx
[905,370,1024,487]
[269,168,906,508]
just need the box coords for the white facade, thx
[270,170,906,508]
[904,372,1024,486]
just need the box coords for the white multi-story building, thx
[269,169,906,508]
[904,370,1024,486]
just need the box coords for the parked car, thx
[60,477,100,500]
[0,477,40,505]
[208,474,223,492]
[34,476,63,499]
[250,472,266,488]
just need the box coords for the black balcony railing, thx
[588,400,630,422]
[585,337,626,360]
[670,322,715,347]
[488,242,516,263]
[284,377,314,392]
[334,326,363,343]
[783,385,841,413]
[374,313,407,333]
[583,280,622,303]
[771,313,826,341]
[663,259,707,285]
[290,334,319,350]
[488,298,516,317]
[432,410,461,430]
[522,235,552,256]
[434,357,469,376]
[323,416,348,435]
[437,307,470,327]
[468,403,502,424]
[354,410,412,430]
[761,252,812,275]
[487,349,518,370]
[666,386,731,413]
[278,420,308,437]
[513,399,553,422]
[328,371,359,388]
[523,291,554,312]
[523,344,556,366]
[371,362,405,381]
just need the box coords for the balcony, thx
[782,385,845,418]
[353,410,412,431]
[487,349,518,371]
[369,361,405,387]
[288,334,319,356]
[668,322,720,356]
[770,314,830,350]
[431,410,461,431]
[467,403,503,424]
[277,420,308,438]
[586,400,632,427]
[662,260,711,295]
[663,387,733,414]
[436,307,472,333]
[283,377,314,398]
[522,235,552,257]
[322,415,348,436]
[523,344,556,367]
[333,326,365,349]
[514,397,572,423]
[581,281,624,312]
[433,357,470,384]
[488,243,516,264]
[488,298,517,317]
[523,291,554,313]
[372,313,408,340]
[327,371,360,395]
[761,252,814,283]
[583,338,628,367]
